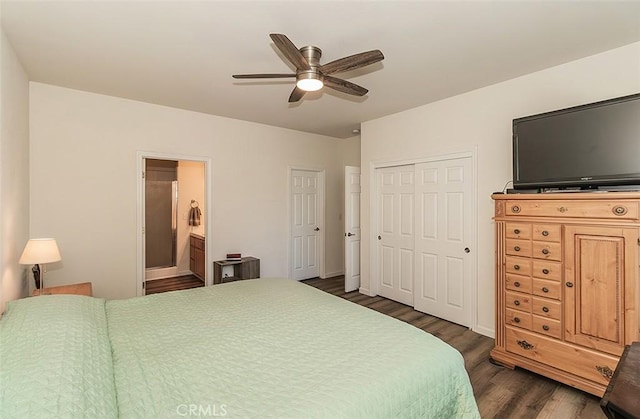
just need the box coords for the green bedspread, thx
[0,295,118,418]
[106,279,479,418]
[1,278,479,418]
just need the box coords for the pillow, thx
[0,295,118,418]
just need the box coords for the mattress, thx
[0,278,479,418]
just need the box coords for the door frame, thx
[136,151,214,296]
[287,166,326,280]
[368,149,478,327]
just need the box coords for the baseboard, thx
[472,324,495,339]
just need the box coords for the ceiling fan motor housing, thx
[297,46,324,88]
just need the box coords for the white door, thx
[344,166,361,292]
[291,170,320,280]
[414,157,474,327]
[376,165,415,306]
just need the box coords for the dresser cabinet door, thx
[564,225,638,356]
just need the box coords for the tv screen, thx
[513,93,640,190]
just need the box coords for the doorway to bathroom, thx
[136,152,212,296]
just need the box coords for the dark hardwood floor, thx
[302,276,605,419]
[145,275,204,295]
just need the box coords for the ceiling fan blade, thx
[233,73,296,79]
[320,50,384,75]
[323,76,368,96]
[288,86,306,103]
[270,33,311,71]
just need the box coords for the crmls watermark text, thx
[176,404,228,417]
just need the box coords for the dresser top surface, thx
[493,192,640,201]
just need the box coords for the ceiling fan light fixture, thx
[296,78,323,91]
[296,70,324,92]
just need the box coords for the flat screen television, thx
[513,93,640,191]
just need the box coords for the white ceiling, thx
[2,1,640,139]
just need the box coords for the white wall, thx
[0,28,30,312]
[176,160,205,275]
[29,83,347,299]
[361,42,640,337]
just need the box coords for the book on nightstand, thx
[226,253,242,261]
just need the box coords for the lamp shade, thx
[19,238,62,265]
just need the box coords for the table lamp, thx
[19,238,62,295]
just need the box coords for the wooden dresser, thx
[491,192,640,396]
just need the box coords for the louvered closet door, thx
[376,165,415,306]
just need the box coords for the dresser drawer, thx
[532,260,562,281]
[533,224,561,242]
[505,327,619,387]
[505,256,532,276]
[506,239,532,257]
[505,223,531,239]
[506,200,639,220]
[506,290,532,311]
[506,274,532,294]
[532,316,561,339]
[532,278,561,300]
[532,241,562,261]
[506,308,532,330]
[532,297,561,320]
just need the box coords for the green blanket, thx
[106,279,479,418]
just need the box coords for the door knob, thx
[347,232,355,237]
[314,227,320,231]
[378,235,382,240]
[464,247,470,253]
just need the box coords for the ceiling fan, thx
[232,34,384,103]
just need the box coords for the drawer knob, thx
[514,264,520,270]
[558,206,568,213]
[596,365,614,380]
[566,282,574,288]
[514,246,521,251]
[613,206,627,216]
[542,268,549,275]
[542,306,549,313]
[514,229,520,234]
[514,281,521,288]
[541,248,549,255]
[517,340,534,351]
[513,317,521,323]
[511,205,521,214]
[514,300,520,306]
[542,287,549,293]
[542,325,550,331]
[542,230,549,236]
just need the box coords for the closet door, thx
[413,157,474,327]
[376,165,415,306]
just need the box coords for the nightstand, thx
[601,342,640,418]
[32,282,93,297]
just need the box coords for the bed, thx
[0,278,479,418]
